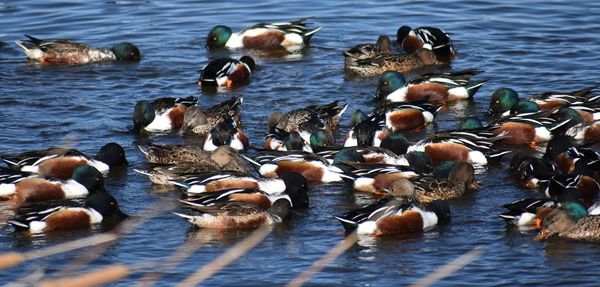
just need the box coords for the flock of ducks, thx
[2,18,600,244]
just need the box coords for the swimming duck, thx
[1,143,127,179]
[535,201,589,240]
[269,101,348,133]
[374,70,486,103]
[15,35,140,64]
[508,152,558,189]
[499,198,558,228]
[345,48,445,77]
[544,175,600,208]
[406,128,510,166]
[255,151,344,182]
[133,96,198,134]
[544,135,600,178]
[0,165,104,205]
[8,190,128,234]
[396,26,456,61]
[371,101,442,132]
[173,198,292,230]
[343,35,393,66]
[179,97,243,135]
[198,56,256,88]
[343,114,390,148]
[411,162,480,203]
[206,18,321,51]
[265,130,314,153]
[182,172,309,209]
[203,118,249,151]
[338,164,419,196]
[138,144,253,173]
[335,196,451,236]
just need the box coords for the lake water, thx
[1,1,600,286]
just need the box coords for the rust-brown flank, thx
[538,99,567,110]
[42,53,87,64]
[38,157,87,180]
[406,83,448,102]
[275,161,324,182]
[227,64,251,87]
[577,176,600,207]
[424,142,470,164]
[169,105,188,130]
[44,209,91,231]
[371,173,412,195]
[376,210,424,236]
[585,124,600,142]
[362,154,385,163]
[242,32,285,49]
[577,111,595,123]
[205,179,259,192]
[229,194,272,210]
[387,108,425,131]
[236,130,249,148]
[14,178,65,203]
[494,122,535,144]
[216,213,267,229]
[402,36,423,54]
[555,153,575,174]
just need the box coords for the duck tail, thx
[334,216,359,232]
[303,27,322,42]
[466,79,489,98]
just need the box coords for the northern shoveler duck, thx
[552,107,600,143]
[411,162,480,203]
[0,165,104,205]
[345,48,445,77]
[206,18,321,51]
[203,118,248,151]
[179,97,243,135]
[487,86,598,118]
[8,190,128,234]
[499,198,558,229]
[458,117,484,130]
[343,115,389,148]
[335,196,451,236]
[545,175,600,208]
[167,171,304,196]
[198,56,256,88]
[1,143,127,180]
[349,109,369,128]
[0,167,38,191]
[339,165,419,196]
[535,201,590,241]
[333,147,421,168]
[173,198,292,229]
[544,135,600,178]
[343,35,393,66]
[374,70,486,102]
[255,151,343,182]
[508,152,558,189]
[406,128,510,166]
[396,26,456,61]
[268,101,348,133]
[265,130,314,153]
[371,101,442,132]
[15,35,140,64]
[133,96,197,134]
[489,111,570,147]
[181,172,309,209]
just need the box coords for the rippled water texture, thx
[1,1,600,286]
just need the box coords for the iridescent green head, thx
[86,191,128,220]
[71,165,104,192]
[206,25,232,49]
[459,117,483,130]
[133,100,155,133]
[488,88,519,117]
[285,132,306,151]
[511,100,540,115]
[310,129,335,147]
[561,201,588,222]
[96,143,127,166]
[375,71,407,101]
[380,133,409,155]
[405,151,433,173]
[111,42,141,61]
[349,109,368,127]
[432,161,456,180]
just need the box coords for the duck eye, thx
[383,81,388,86]
[110,201,115,206]
[495,100,500,104]
[212,37,217,41]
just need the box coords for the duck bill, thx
[114,209,129,220]
[468,181,482,191]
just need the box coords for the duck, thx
[345,48,445,77]
[343,114,389,148]
[489,111,570,147]
[338,164,419,196]
[343,35,393,66]
[269,101,348,133]
[487,86,597,118]
[333,147,423,168]
[1,143,127,180]
[133,96,198,134]
[374,70,486,102]
[499,198,558,228]
[255,151,344,183]
[335,196,451,236]
[535,201,590,241]
[0,165,104,205]
[265,130,313,153]
[410,162,481,203]
[203,118,249,151]
[173,198,292,230]
[14,35,140,64]
[182,172,309,209]
[206,18,321,51]
[8,190,128,234]
[371,101,442,132]
[552,107,600,143]
[179,97,243,135]
[544,135,600,178]
[396,26,456,61]
[544,175,600,208]
[198,56,255,88]
[138,144,254,173]
[406,128,510,166]
[508,152,558,189]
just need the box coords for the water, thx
[1,1,600,286]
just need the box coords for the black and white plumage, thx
[198,56,255,87]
